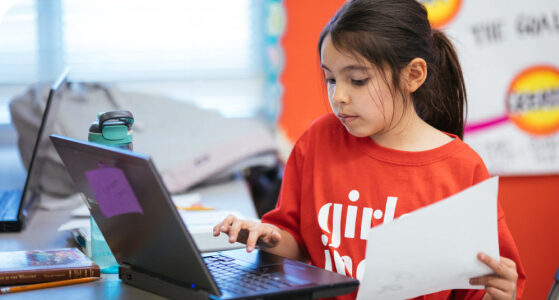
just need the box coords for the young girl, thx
[214,0,526,299]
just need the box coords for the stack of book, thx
[0,248,100,288]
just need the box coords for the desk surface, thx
[0,207,166,299]
[0,173,258,299]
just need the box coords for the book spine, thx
[0,266,101,285]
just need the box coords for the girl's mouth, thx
[338,114,358,125]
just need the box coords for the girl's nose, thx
[329,84,350,104]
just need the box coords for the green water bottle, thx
[87,110,134,274]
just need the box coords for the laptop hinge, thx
[119,264,212,300]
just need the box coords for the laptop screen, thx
[15,68,69,226]
[50,134,220,294]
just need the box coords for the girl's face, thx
[320,34,402,139]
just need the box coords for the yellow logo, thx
[420,0,462,28]
[506,65,559,136]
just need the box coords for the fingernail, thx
[221,225,227,231]
[247,246,253,252]
[229,236,235,242]
[479,253,485,259]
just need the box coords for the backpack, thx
[9,82,280,200]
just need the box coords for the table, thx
[0,177,259,299]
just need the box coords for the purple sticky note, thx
[85,166,143,218]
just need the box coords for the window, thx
[0,0,265,125]
[0,0,37,125]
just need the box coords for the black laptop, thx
[50,134,359,299]
[0,69,69,232]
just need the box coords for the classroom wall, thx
[279,1,559,299]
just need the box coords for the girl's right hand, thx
[213,215,282,252]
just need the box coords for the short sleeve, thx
[260,140,309,256]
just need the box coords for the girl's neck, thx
[370,108,453,152]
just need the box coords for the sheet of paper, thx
[171,192,202,207]
[179,210,247,227]
[57,218,90,232]
[71,203,90,217]
[356,177,500,300]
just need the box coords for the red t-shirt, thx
[262,114,526,300]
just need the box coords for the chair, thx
[547,267,559,300]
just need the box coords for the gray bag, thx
[9,82,278,197]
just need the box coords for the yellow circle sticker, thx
[420,0,462,28]
[506,65,559,136]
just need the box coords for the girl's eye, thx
[325,78,336,85]
[352,78,369,86]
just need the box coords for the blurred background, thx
[0,0,558,298]
[0,0,276,127]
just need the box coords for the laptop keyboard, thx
[204,254,298,295]
[0,190,22,221]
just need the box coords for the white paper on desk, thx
[179,210,248,227]
[57,218,90,232]
[71,203,90,217]
[356,177,500,300]
[172,192,202,207]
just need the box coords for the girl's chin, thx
[343,126,374,138]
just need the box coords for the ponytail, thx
[414,29,467,139]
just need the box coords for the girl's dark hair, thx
[318,0,467,139]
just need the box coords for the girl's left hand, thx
[469,253,518,300]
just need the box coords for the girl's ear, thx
[404,58,427,93]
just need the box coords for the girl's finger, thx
[269,230,281,244]
[245,225,263,252]
[257,228,280,248]
[228,219,244,242]
[220,214,237,232]
[485,286,510,299]
[213,215,237,236]
[478,253,516,280]
[470,275,514,292]
[213,223,221,236]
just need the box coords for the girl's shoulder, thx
[292,113,348,153]
[303,113,344,138]
[309,112,340,129]
[446,137,489,176]
[450,137,485,162]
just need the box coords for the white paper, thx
[57,218,90,232]
[172,192,202,207]
[71,204,90,217]
[179,210,247,227]
[356,177,500,300]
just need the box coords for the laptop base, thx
[119,263,321,300]
[119,264,211,300]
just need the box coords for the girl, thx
[214,0,526,299]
